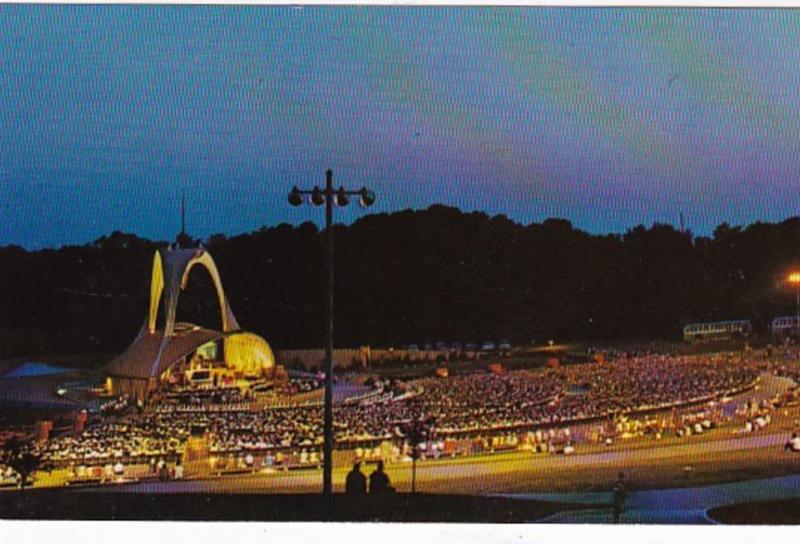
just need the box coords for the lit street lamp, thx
[288,170,375,495]
[789,272,800,338]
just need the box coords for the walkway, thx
[505,473,800,524]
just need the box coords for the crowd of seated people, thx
[673,409,720,437]
[276,379,321,396]
[35,420,186,466]
[551,353,757,422]
[719,354,800,434]
[0,464,19,487]
[587,405,725,444]
[22,351,788,474]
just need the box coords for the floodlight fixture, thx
[284,169,375,496]
[335,187,350,207]
[288,187,303,207]
[359,188,376,208]
[310,186,325,206]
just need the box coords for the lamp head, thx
[335,187,350,207]
[359,188,376,208]
[288,187,303,207]
[789,272,800,285]
[310,186,325,206]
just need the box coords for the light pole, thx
[288,170,375,495]
[789,272,800,338]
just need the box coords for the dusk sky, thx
[2,6,800,248]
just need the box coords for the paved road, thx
[509,473,800,524]
[81,427,796,498]
[509,374,800,524]
[82,455,800,524]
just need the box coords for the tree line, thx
[2,204,800,364]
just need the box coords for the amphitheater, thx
[2,243,800,502]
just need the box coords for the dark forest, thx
[2,204,800,361]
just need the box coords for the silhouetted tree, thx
[3,207,800,362]
[1,436,40,489]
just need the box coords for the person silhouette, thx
[345,461,367,495]
[612,471,628,524]
[368,460,393,494]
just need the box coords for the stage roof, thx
[0,373,85,411]
[3,362,72,379]
[105,325,225,380]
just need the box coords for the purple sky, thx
[2,6,800,248]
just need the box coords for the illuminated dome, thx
[224,332,275,377]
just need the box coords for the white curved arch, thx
[146,248,240,341]
[148,251,165,334]
[180,251,235,333]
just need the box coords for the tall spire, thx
[181,191,186,237]
[175,191,193,249]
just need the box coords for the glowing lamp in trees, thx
[788,272,800,337]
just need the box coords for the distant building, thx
[771,316,800,338]
[682,320,752,342]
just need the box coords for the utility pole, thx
[288,170,375,494]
